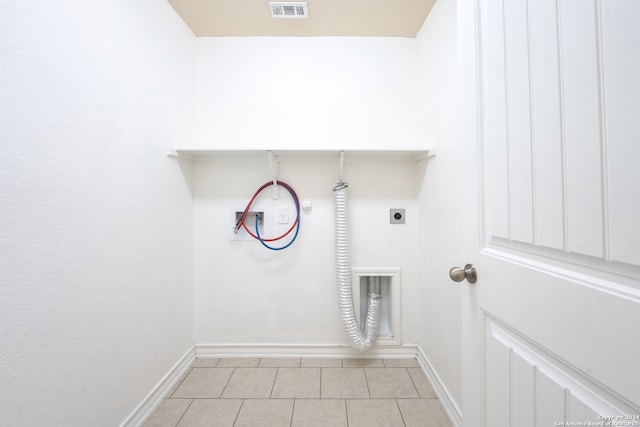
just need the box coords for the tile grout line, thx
[219,367,236,398]
[232,399,244,427]
[172,398,194,427]
[269,367,279,399]
[168,367,192,399]
[289,399,295,427]
[395,398,409,427]
[363,368,372,399]
[344,398,350,427]
[405,367,423,399]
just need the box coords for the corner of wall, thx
[416,345,463,427]
[414,0,464,414]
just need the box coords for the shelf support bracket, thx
[166,149,196,162]
[268,150,279,199]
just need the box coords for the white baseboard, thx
[120,346,195,427]
[416,345,463,427]
[195,342,419,358]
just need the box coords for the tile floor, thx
[143,357,453,427]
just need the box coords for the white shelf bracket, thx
[268,150,279,199]
[420,149,438,161]
[166,149,196,162]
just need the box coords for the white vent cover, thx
[269,2,308,18]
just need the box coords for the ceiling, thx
[167,0,436,37]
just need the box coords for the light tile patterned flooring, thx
[143,357,453,427]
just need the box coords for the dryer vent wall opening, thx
[353,269,402,347]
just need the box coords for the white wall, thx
[192,38,425,347]
[0,3,467,424]
[415,0,464,413]
[194,37,422,150]
[194,158,423,346]
[0,1,195,426]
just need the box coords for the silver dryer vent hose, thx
[334,183,380,352]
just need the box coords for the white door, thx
[460,0,640,425]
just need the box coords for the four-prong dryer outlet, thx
[390,209,405,224]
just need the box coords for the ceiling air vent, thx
[269,2,308,18]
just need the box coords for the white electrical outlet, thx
[277,206,289,224]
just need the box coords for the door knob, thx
[449,264,477,284]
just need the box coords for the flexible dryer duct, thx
[334,182,381,352]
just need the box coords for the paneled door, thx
[460,0,640,425]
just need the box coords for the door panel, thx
[602,0,640,266]
[559,0,605,258]
[480,251,640,411]
[480,0,640,267]
[484,312,638,425]
[468,0,640,425]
